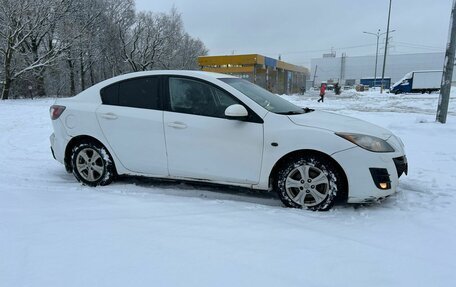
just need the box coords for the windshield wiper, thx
[303,107,314,113]
[276,111,304,115]
[276,108,314,115]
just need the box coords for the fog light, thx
[379,182,389,189]
[369,168,391,190]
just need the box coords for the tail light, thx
[50,105,66,120]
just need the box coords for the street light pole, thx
[374,31,380,87]
[363,29,394,88]
[381,0,393,93]
[363,30,381,87]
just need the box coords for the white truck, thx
[391,70,442,94]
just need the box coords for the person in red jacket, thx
[318,83,326,102]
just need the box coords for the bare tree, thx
[164,33,208,70]
[66,0,105,92]
[154,8,207,70]
[104,0,136,74]
[0,0,72,99]
[0,0,208,100]
[120,7,197,72]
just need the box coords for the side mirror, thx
[224,104,248,118]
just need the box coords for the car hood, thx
[288,111,393,140]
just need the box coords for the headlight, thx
[336,133,395,152]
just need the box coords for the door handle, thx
[167,121,187,129]
[100,113,118,120]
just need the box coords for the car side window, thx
[213,88,237,107]
[119,77,160,109]
[168,77,238,118]
[100,77,160,110]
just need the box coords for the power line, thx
[281,43,378,55]
[394,44,444,51]
[394,41,445,49]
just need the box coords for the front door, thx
[163,77,263,184]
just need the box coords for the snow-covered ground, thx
[1,91,455,287]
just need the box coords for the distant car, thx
[50,71,408,211]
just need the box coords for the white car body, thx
[50,70,407,204]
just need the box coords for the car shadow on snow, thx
[57,171,406,212]
[110,176,401,212]
[111,175,283,207]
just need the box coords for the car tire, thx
[274,154,344,211]
[71,142,115,186]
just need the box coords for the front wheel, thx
[274,154,345,211]
[71,142,115,186]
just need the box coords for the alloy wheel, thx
[75,148,105,182]
[285,164,329,207]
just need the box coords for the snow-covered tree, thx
[0,0,73,99]
[0,0,208,99]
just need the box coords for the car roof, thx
[71,70,238,102]
[101,70,236,85]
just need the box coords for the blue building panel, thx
[264,57,277,68]
[360,78,391,88]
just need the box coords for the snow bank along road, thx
[1,92,455,287]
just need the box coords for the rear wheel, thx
[71,142,115,186]
[275,154,345,211]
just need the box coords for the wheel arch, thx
[269,149,349,203]
[64,135,117,175]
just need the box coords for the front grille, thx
[393,156,408,178]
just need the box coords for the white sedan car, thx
[50,71,407,211]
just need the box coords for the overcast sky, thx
[135,0,453,67]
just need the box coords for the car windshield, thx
[220,78,308,115]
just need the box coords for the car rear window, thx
[100,83,118,105]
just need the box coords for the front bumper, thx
[50,146,56,160]
[332,145,407,204]
[393,155,408,178]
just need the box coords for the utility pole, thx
[340,53,346,84]
[437,0,456,123]
[312,65,318,87]
[380,0,392,93]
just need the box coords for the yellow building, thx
[198,54,309,94]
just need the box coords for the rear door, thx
[163,76,264,184]
[96,76,168,176]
